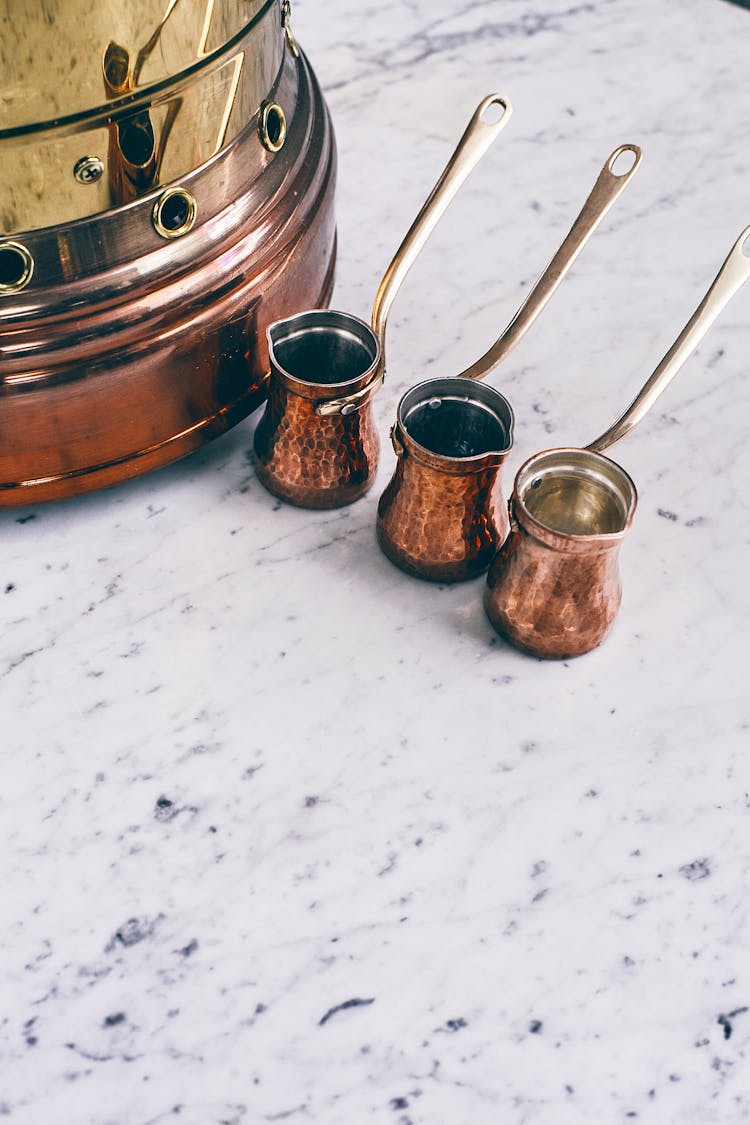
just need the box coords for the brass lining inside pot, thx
[517,449,636,538]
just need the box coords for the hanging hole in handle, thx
[608,145,639,177]
[152,187,197,239]
[480,96,508,126]
[0,242,34,293]
[260,102,287,153]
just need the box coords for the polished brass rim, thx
[152,186,197,239]
[259,101,287,152]
[0,242,34,293]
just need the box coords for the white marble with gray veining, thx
[3,1,750,1122]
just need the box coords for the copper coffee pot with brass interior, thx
[253,93,513,508]
[376,143,642,582]
[484,224,750,659]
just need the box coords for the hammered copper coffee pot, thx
[485,224,750,659]
[253,93,513,508]
[376,143,642,581]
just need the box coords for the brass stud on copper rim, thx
[259,102,287,153]
[152,186,197,240]
[0,241,34,293]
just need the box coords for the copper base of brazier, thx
[0,51,336,506]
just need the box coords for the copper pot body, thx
[484,448,638,658]
[377,378,514,582]
[254,310,380,509]
[0,4,336,506]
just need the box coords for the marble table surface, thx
[3,1,750,1121]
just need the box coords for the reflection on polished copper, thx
[376,379,514,582]
[484,449,636,659]
[0,44,337,505]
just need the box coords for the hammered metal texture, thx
[377,451,509,582]
[254,381,379,509]
[484,526,624,659]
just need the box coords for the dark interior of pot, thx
[269,314,378,386]
[404,396,510,459]
[518,449,636,537]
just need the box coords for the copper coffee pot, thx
[376,144,643,581]
[485,224,750,659]
[253,93,513,508]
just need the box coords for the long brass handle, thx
[317,94,512,419]
[588,225,750,454]
[372,93,512,352]
[456,143,643,382]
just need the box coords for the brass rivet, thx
[152,187,197,240]
[0,242,34,293]
[74,156,104,185]
[259,102,286,154]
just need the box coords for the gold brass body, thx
[0,0,284,233]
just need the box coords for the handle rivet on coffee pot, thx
[152,187,198,240]
[0,242,34,293]
[73,156,104,185]
[259,102,287,153]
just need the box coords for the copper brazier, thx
[0,0,336,505]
